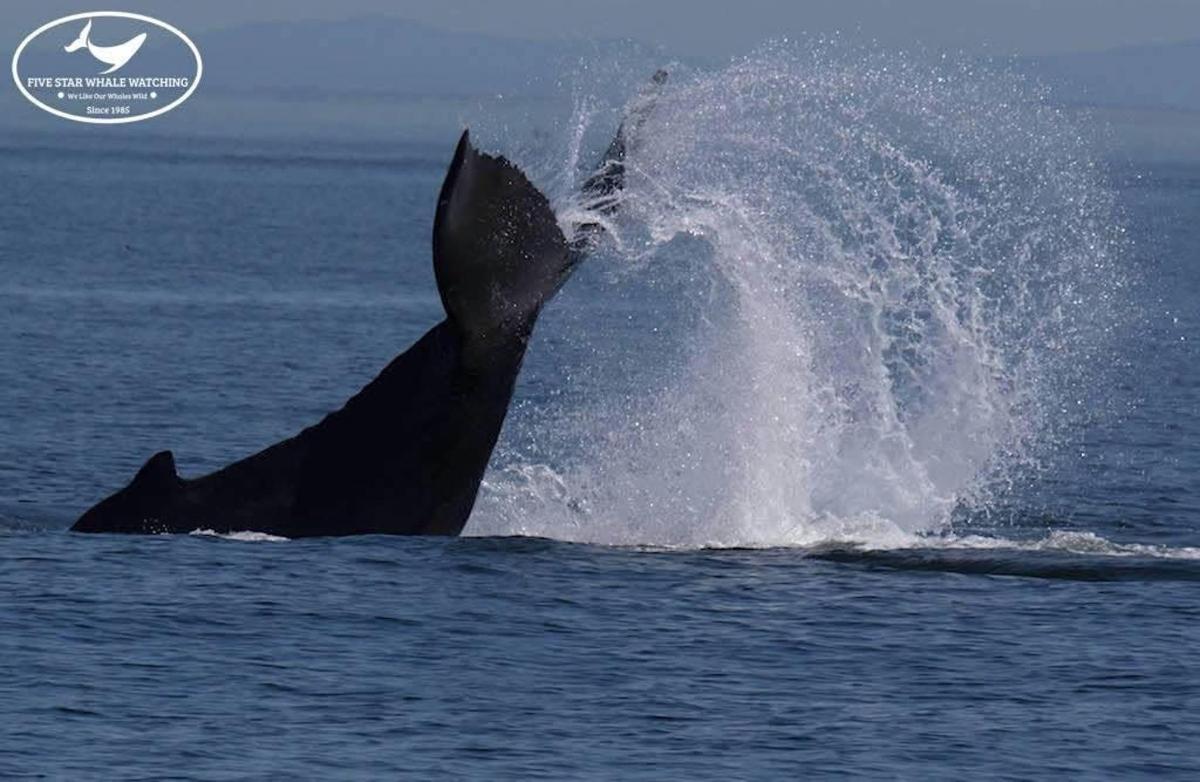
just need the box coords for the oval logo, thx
[11,11,202,124]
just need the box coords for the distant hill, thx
[194,16,659,99]
[194,19,1197,113]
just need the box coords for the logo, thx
[12,11,202,124]
[64,19,147,74]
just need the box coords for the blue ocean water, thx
[2,54,1199,778]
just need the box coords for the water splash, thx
[189,528,290,543]
[472,43,1130,548]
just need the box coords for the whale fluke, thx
[63,20,93,53]
[434,131,570,351]
[571,69,668,255]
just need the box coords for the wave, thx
[808,530,1200,581]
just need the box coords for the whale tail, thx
[571,69,668,247]
[432,70,667,350]
[432,131,570,348]
[64,19,91,52]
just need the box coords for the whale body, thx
[70,75,663,537]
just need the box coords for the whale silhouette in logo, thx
[71,72,667,538]
[64,19,147,74]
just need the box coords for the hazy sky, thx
[4,0,1199,57]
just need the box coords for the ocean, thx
[2,50,1198,778]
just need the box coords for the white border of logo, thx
[12,11,203,125]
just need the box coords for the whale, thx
[64,20,147,75]
[72,73,665,538]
